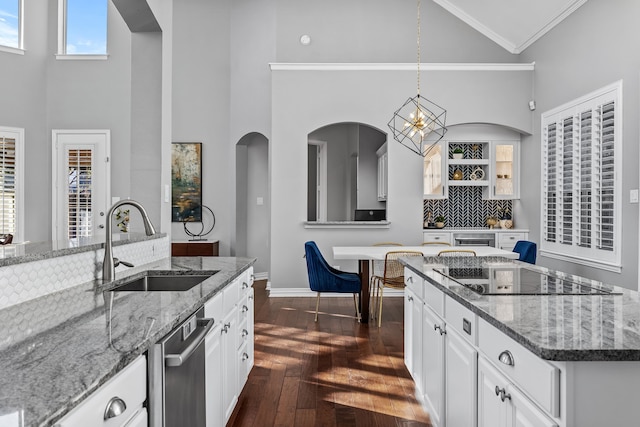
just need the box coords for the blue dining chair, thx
[304,241,362,322]
[513,240,537,264]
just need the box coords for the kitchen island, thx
[0,252,255,426]
[401,256,640,427]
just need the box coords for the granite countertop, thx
[0,256,255,427]
[402,256,640,362]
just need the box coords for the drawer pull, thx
[242,352,249,361]
[494,386,511,402]
[242,305,249,313]
[242,281,249,289]
[498,350,514,366]
[434,324,446,335]
[223,322,231,333]
[408,296,413,302]
[242,329,249,337]
[104,396,127,420]
[406,276,414,283]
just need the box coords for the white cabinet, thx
[377,143,388,201]
[445,329,477,427]
[422,305,446,427]
[423,231,452,245]
[498,232,526,251]
[56,356,147,427]
[204,266,254,427]
[478,356,557,427]
[490,142,520,199]
[424,142,447,199]
[404,287,423,392]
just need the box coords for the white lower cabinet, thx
[404,287,423,391]
[478,356,556,427]
[56,356,147,427]
[445,329,477,427]
[204,266,255,427]
[123,409,148,427]
[422,305,445,427]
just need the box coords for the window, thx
[0,126,24,242]
[57,0,107,58]
[0,0,23,54]
[541,81,621,271]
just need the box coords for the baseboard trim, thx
[253,272,269,281]
[268,288,405,298]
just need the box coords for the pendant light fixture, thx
[388,0,447,157]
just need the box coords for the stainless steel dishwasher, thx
[149,307,215,427]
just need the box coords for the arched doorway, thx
[236,133,270,282]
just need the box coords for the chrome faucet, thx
[102,199,156,283]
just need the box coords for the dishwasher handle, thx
[165,318,214,367]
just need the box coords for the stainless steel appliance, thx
[149,308,215,427]
[452,232,495,247]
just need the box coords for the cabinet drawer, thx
[445,297,477,345]
[57,356,147,427]
[204,292,223,322]
[404,268,423,300]
[423,232,452,245]
[498,233,526,245]
[478,318,559,416]
[223,278,240,316]
[424,283,444,317]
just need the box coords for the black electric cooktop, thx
[433,264,620,296]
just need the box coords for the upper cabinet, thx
[423,124,521,200]
[423,142,447,199]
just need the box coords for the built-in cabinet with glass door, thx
[423,135,520,200]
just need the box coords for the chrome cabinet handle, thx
[165,318,215,367]
[104,396,126,420]
[406,276,413,283]
[434,324,446,335]
[242,305,249,313]
[242,281,249,289]
[222,322,231,333]
[494,386,511,402]
[408,296,413,302]
[498,350,514,366]
[495,385,501,396]
[242,329,248,337]
[242,352,249,361]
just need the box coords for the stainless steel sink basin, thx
[112,271,218,292]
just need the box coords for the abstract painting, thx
[171,143,202,222]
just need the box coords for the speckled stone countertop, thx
[0,255,255,427]
[402,256,640,362]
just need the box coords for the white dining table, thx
[332,245,519,323]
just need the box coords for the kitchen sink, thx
[111,271,218,292]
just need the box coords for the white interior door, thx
[52,130,111,241]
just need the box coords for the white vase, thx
[452,153,463,159]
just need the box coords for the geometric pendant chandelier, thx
[388,0,447,157]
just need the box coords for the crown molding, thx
[269,63,535,72]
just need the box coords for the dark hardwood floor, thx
[229,281,431,427]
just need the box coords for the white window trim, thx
[0,126,25,243]
[0,0,24,54]
[540,80,623,271]
[56,0,108,59]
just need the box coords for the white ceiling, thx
[432,0,588,54]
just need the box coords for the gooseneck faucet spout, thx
[102,199,156,283]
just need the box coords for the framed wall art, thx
[171,142,202,222]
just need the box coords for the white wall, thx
[270,68,532,290]
[520,0,640,289]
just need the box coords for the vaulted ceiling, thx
[433,0,588,54]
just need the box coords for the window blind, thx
[541,82,621,268]
[67,149,93,239]
[0,137,17,235]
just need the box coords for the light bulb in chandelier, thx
[404,107,437,141]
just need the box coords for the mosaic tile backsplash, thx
[424,187,513,228]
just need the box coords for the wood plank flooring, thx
[229,281,432,427]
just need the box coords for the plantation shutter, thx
[541,82,620,268]
[67,149,93,239]
[0,137,17,235]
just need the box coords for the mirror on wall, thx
[307,122,386,222]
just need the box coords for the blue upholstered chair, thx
[513,240,537,264]
[304,241,361,322]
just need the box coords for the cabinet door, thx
[491,142,519,199]
[478,357,508,427]
[508,385,557,427]
[205,327,223,427]
[445,329,477,427]
[422,306,445,427]
[123,409,147,427]
[404,290,414,375]
[424,142,447,199]
[411,293,423,391]
[222,309,239,423]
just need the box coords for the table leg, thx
[358,259,370,323]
